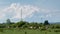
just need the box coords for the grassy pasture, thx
[0,28,60,34]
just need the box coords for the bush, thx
[54,29,60,32]
[40,27,46,31]
[0,28,4,32]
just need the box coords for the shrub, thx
[54,29,60,32]
[40,27,46,31]
[0,28,4,32]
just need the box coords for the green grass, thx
[0,28,60,34]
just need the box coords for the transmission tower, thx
[21,9,23,21]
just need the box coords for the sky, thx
[0,0,60,23]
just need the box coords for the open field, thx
[0,28,60,34]
[0,21,60,34]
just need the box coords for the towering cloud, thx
[0,3,40,22]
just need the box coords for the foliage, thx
[0,19,60,31]
[0,28,4,32]
[6,19,11,24]
[54,29,60,32]
[44,20,50,25]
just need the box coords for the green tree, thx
[44,20,49,25]
[15,21,27,28]
[6,19,12,28]
[6,19,11,24]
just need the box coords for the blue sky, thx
[0,0,60,23]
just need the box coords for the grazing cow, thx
[30,26,33,29]
[28,26,33,29]
[39,27,41,29]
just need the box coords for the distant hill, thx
[50,22,60,24]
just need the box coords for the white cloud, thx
[40,14,52,19]
[2,3,40,20]
[0,3,60,23]
[46,14,52,18]
[0,14,5,19]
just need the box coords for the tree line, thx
[0,19,49,28]
[0,19,60,30]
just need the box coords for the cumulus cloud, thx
[40,14,52,18]
[0,3,60,23]
[1,3,40,22]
